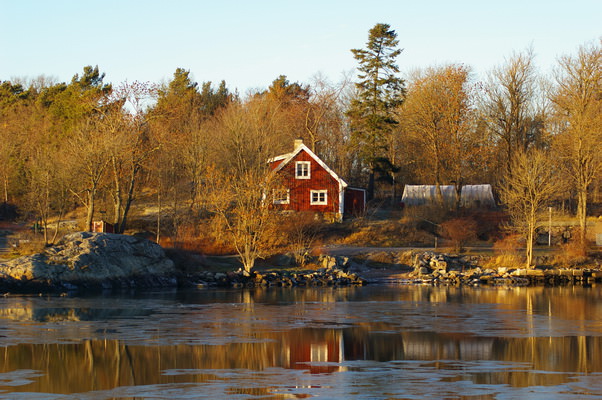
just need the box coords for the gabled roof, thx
[269,143,348,188]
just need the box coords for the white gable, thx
[270,143,348,188]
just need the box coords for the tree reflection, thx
[0,286,601,395]
[0,329,601,394]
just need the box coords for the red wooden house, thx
[268,139,365,221]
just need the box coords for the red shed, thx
[91,220,114,233]
[268,139,365,221]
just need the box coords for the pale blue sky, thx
[1,0,600,94]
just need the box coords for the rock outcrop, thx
[0,232,176,292]
[406,251,602,286]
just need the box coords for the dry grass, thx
[553,239,589,266]
[482,234,524,269]
[337,218,433,247]
[8,232,46,257]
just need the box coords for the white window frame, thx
[311,343,329,363]
[295,161,311,179]
[272,188,290,205]
[310,190,328,205]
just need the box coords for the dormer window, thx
[295,161,310,179]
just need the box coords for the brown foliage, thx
[554,238,589,266]
[401,65,478,189]
[440,217,478,252]
[492,234,523,254]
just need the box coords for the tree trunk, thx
[526,209,536,268]
[367,168,375,201]
[526,227,534,268]
[454,182,462,211]
[390,170,397,205]
[85,189,95,232]
[156,185,162,244]
[111,157,123,232]
[2,176,8,203]
[241,251,254,275]
[435,183,444,206]
[50,208,64,245]
[577,187,587,243]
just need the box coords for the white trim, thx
[272,188,290,205]
[339,181,344,216]
[295,161,311,179]
[271,143,348,189]
[268,154,290,163]
[310,190,328,205]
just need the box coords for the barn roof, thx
[460,184,495,207]
[401,184,495,207]
[401,185,457,206]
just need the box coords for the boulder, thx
[0,232,176,291]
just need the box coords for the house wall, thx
[272,150,340,214]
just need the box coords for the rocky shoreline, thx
[183,250,602,289]
[0,232,600,293]
[400,251,602,286]
[0,232,177,293]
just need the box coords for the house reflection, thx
[0,328,602,394]
[283,328,344,373]
[1,286,602,395]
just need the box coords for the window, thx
[310,190,327,205]
[311,343,329,363]
[272,189,290,205]
[295,161,310,179]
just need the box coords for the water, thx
[0,285,601,399]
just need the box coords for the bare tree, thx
[68,115,115,231]
[551,40,602,243]
[481,48,547,177]
[205,167,280,274]
[306,73,356,185]
[24,146,70,244]
[499,149,558,267]
[106,82,159,233]
[204,100,284,274]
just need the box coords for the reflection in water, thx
[0,286,600,399]
[1,332,601,395]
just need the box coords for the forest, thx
[0,24,600,270]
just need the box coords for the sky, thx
[1,0,600,95]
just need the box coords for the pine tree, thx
[348,23,405,199]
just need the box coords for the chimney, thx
[294,138,304,150]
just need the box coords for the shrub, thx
[280,212,325,266]
[440,217,478,252]
[553,238,589,266]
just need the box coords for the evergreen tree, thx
[348,23,405,199]
[199,80,234,116]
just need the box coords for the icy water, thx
[0,286,601,399]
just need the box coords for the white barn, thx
[460,185,495,208]
[401,184,495,208]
